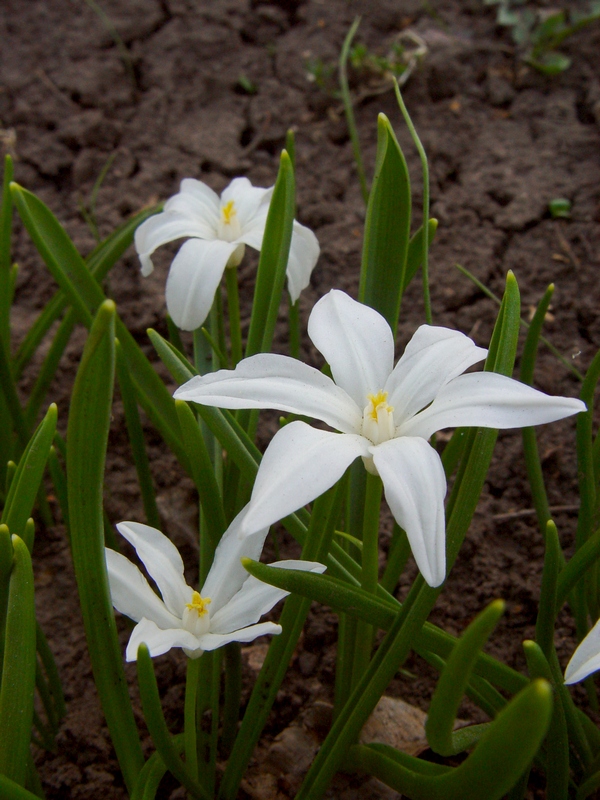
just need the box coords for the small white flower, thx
[134,177,320,331]
[106,506,325,660]
[175,289,586,588]
[564,619,600,684]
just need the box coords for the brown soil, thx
[3,0,600,797]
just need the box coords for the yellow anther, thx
[185,591,212,617]
[221,200,236,225]
[366,391,393,420]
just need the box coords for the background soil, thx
[2,0,600,797]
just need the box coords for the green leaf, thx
[0,154,14,352]
[403,218,438,293]
[1,403,57,540]
[527,51,571,75]
[426,600,505,756]
[535,521,561,658]
[359,113,411,331]
[0,774,41,800]
[0,536,36,786]
[349,680,553,800]
[245,150,295,357]
[67,300,143,792]
[11,183,188,470]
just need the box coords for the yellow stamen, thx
[185,591,211,617]
[366,391,394,420]
[221,200,236,225]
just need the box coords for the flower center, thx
[186,591,211,617]
[361,391,396,446]
[182,591,212,638]
[218,199,242,242]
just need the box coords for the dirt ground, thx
[2,0,600,797]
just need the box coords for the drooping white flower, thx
[174,289,585,588]
[564,619,600,684]
[106,506,325,660]
[134,177,319,331]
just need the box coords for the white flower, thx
[106,506,325,660]
[564,619,600,684]
[174,289,585,588]
[134,177,320,330]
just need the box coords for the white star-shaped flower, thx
[106,506,325,660]
[134,177,319,330]
[175,289,585,588]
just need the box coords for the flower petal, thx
[165,238,237,331]
[116,521,191,617]
[210,559,326,634]
[308,290,394,408]
[384,325,488,424]
[177,178,221,219]
[241,421,370,534]
[174,353,362,433]
[125,617,201,662]
[105,548,182,629]
[372,437,447,588]
[565,618,600,684]
[197,621,282,651]
[286,221,320,303]
[222,177,273,230]
[200,505,270,615]
[134,211,216,277]
[399,372,586,440]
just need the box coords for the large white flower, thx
[564,619,600,685]
[174,290,585,588]
[106,506,325,660]
[134,177,319,330]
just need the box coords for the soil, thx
[2,0,600,797]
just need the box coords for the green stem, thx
[225,266,242,366]
[288,296,301,360]
[339,17,368,204]
[394,82,432,325]
[351,474,383,687]
[184,656,201,782]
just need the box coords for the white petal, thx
[210,559,326,634]
[236,213,268,252]
[565,618,600,684]
[242,421,370,534]
[286,221,320,303]
[134,212,215,277]
[308,290,394,408]
[200,505,270,615]
[105,549,182,629]
[399,372,586,440]
[197,621,282,651]
[116,521,191,617]
[372,437,447,588]
[165,238,236,331]
[125,617,201,662]
[385,326,488,424]
[222,178,273,230]
[174,353,362,433]
[178,178,221,218]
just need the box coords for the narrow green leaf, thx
[0,155,14,352]
[556,528,600,611]
[136,645,210,800]
[67,300,143,792]
[426,600,505,756]
[0,774,41,800]
[11,183,188,469]
[403,218,438,293]
[1,403,57,539]
[0,536,36,786]
[359,113,411,331]
[245,150,295,357]
[25,313,76,427]
[339,17,368,204]
[349,680,553,800]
